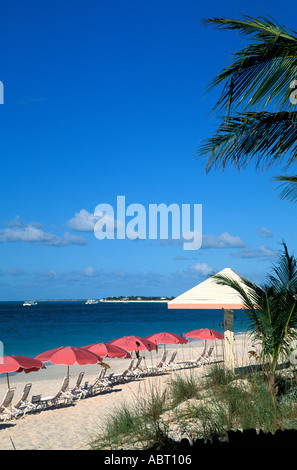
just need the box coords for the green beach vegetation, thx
[89,364,297,450]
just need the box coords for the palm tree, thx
[197,15,297,201]
[212,243,297,396]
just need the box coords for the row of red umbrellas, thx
[0,329,224,387]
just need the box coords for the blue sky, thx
[1,0,297,300]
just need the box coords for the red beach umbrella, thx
[184,328,224,340]
[0,355,46,388]
[82,342,132,359]
[146,332,189,346]
[35,346,102,377]
[145,332,189,352]
[184,328,224,355]
[107,336,153,353]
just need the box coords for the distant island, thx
[100,296,174,302]
[36,296,174,302]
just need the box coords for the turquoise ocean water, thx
[0,301,248,358]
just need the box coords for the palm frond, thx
[268,242,297,293]
[273,174,297,202]
[197,111,297,172]
[203,15,297,112]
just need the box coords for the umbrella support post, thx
[223,309,235,373]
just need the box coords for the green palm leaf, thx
[198,111,297,172]
[273,175,297,202]
[197,14,297,189]
[203,15,297,112]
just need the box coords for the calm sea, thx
[0,301,248,358]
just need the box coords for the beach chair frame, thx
[0,388,16,422]
[40,376,70,408]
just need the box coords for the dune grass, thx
[90,364,297,450]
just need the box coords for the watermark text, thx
[94,196,202,250]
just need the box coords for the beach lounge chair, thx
[142,351,168,376]
[0,388,16,421]
[186,346,214,368]
[18,394,43,416]
[83,368,112,396]
[125,359,136,378]
[10,383,32,418]
[111,359,137,384]
[129,356,144,378]
[185,346,207,367]
[111,368,131,384]
[161,351,179,371]
[40,376,70,408]
[25,394,43,413]
[100,372,114,388]
[85,367,104,390]
[202,346,214,364]
[65,372,85,401]
[182,346,207,368]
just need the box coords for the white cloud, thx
[6,268,26,276]
[63,232,87,246]
[68,208,122,236]
[4,216,42,229]
[202,232,246,249]
[160,231,245,249]
[81,266,98,277]
[189,262,213,276]
[67,209,101,232]
[257,227,273,238]
[0,221,87,246]
[233,245,276,259]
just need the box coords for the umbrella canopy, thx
[168,268,248,309]
[145,332,189,346]
[184,328,224,340]
[35,346,102,377]
[82,342,132,358]
[0,355,46,388]
[107,336,152,352]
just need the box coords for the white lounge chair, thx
[10,383,32,418]
[111,359,136,384]
[202,346,214,364]
[126,359,137,378]
[161,351,180,371]
[182,346,207,368]
[40,376,70,408]
[111,368,132,384]
[84,368,114,396]
[129,356,144,378]
[186,346,214,368]
[25,394,43,413]
[0,388,16,421]
[125,359,135,374]
[65,372,85,401]
[142,351,168,376]
[100,372,114,388]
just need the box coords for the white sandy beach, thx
[0,334,257,450]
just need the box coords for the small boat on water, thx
[23,301,38,306]
[85,299,99,305]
